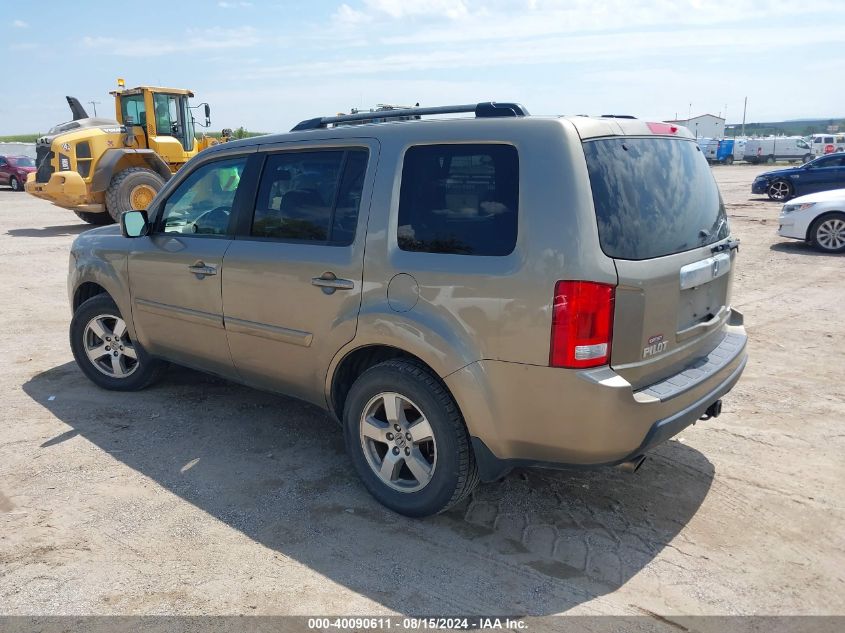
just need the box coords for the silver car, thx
[67,103,747,516]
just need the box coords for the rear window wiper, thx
[711,237,740,253]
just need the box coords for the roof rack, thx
[601,114,637,119]
[291,101,530,132]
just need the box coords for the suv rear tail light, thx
[550,281,615,369]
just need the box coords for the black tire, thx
[803,154,813,164]
[105,167,165,222]
[809,212,845,253]
[724,155,734,165]
[766,178,793,201]
[73,209,114,225]
[766,155,776,164]
[9,176,21,191]
[70,294,167,391]
[343,359,479,517]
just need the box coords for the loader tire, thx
[73,210,114,225]
[105,167,165,222]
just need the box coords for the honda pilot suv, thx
[67,103,747,516]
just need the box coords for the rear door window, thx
[583,137,728,260]
[250,149,368,245]
[397,144,518,256]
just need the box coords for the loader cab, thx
[113,86,199,165]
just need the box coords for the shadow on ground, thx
[770,241,841,257]
[6,223,90,238]
[23,362,715,616]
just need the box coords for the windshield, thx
[583,137,729,260]
[10,157,35,167]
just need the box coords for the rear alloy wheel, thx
[766,155,776,164]
[724,155,734,165]
[803,154,813,164]
[767,179,793,201]
[359,392,438,493]
[9,176,21,191]
[343,359,478,517]
[70,294,166,391]
[810,214,845,253]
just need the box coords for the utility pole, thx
[88,100,101,116]
[741,96,747,138]
[688,103,692,122]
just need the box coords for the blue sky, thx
[2,0,843,134]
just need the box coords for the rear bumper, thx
[446,313,748,481]
[25,171,91,208]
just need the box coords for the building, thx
[665,114,726,139]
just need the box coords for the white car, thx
[778,188,845,253]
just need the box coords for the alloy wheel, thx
[359,392,437,492]
[768,181,790,201]
[816,218,845,251]
[83,314,139,378]
[10,177,20,191]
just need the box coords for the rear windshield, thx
[583,137,728,260]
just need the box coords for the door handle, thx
[311,272,354,294]
[188,261,217,277]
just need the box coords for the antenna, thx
[88,100,101,117]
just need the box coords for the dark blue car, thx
[752,153,845,201]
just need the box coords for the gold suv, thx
[68,103,747,516]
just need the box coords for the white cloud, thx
[332,3,373,25]
[362,0,470,19]
[12,19,28,28]
[218,1,253,7]
[241,24,837,79]
[82,26,259,56]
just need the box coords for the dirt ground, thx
[0,164,843,623]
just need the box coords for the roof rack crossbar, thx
[291,102,529,131]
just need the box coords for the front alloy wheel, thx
[70,294,166,391]
[10,176,20,191]
[359,392,437,492]
[83,314,138,378]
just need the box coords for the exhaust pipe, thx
[617,455,646,473]
[701,399,723,420]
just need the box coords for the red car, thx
[0,155,37,191]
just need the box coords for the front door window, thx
[158,157,248,236]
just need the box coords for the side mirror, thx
[121,210,149,238]
[204,104,211,127]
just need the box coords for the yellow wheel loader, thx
[25,81,230,224]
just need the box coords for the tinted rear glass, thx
[583,137,728,260]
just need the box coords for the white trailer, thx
[743,137,813,164]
